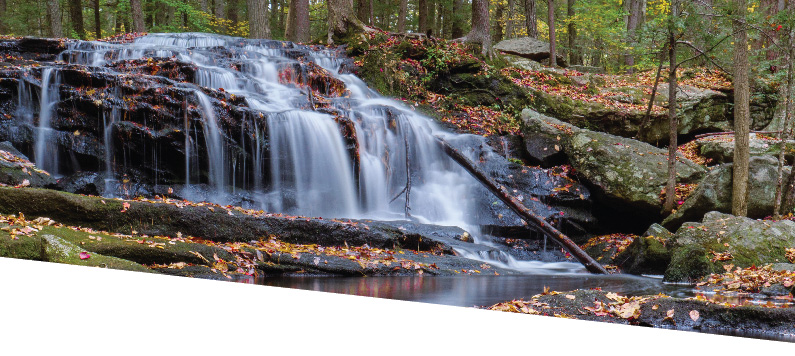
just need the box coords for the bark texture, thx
[732,0,751,216]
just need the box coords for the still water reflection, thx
[252,275,693,307]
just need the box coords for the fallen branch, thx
[434,136,608,274]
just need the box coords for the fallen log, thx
[434,136,608,274]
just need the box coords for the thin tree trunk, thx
[398,0,408,32]
[435,136,608,274]
[47,0,64,37]
[625,0,643,73]
[69,0,87,39]
[428,0,437,36]
[548,0,556,67]
[130,0,145,32]
[93,0,101,38]
[732,0,750,216]
[506,0,515,39]
[248,0,271,38]
[493,1,504,43]
[201,0,210,13]
[637,53,665,139]
[567,0,581,65]
[773,3,795,218]
[524,0,537,38]
[663,1,678,214]
[419,0,428,33]
[0,0,6,34]
[451,0,464,38]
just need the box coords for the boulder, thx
[566,129,706,215]
[698,136,795,164]
[494,37,568,67]
[662,156,789,230]
[519,108,579,166]
[664,211,795,282]
[613,223,672,275]
[569,65,605,74]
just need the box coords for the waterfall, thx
[33,67,60,175]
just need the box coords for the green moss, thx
[0,232,45,260]
[664,245,714,282]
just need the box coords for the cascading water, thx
[33,67,60,175]
[18,33,584,273]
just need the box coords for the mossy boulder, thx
[663,211,795,282]
[614,224,672,275]
[0,229,149,273]
[566,129,705,215]
[662,156,789,230]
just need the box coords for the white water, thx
[33,67,59,175]
[17,33,584,273]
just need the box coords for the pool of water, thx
[247,274,694,308]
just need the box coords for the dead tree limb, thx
[637,54,666,139]
[434,136,608,274]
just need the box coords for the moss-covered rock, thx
[614,224,672,275]
[662,156,789,230]
[519,108,579,166]
[566,130,705,215]
[663,212,795,282]
[0,143,56,188]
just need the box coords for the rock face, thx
[664,212,795,282]
[662,156,789,230]
[494,37,568,67]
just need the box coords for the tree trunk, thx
[201,0,210,13]
[506,0,515,39]
[624,0,644,72]
[248,0,271,39]
[295,0,310,42]
[357,0,371,25]
[227,0,240,25]
[451,0,464,38]
[47,0,64,37]
[214,0,225,19]
[418,0,428,33]
[0,0,6,34]
[398,0,408,32]
[663,21,678,213]
[567,0,581,65]
[548,0,556,67]
[428,0,437,36]
[732,0,750,216]
[93,0,101,38]
[524,0,537,38]
[773,32,794,218]
[287,0,310,42]
[327,0,365,43]
[69,0,87,39]
[130,0,145,33]
[493,1,504,43]
[435,137,608,274]
[464,0,491,56]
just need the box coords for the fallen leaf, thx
[689,310,700,321]
[79,251,91,260]
[565,294,576,300]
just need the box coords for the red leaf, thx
[79,252,91,260]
